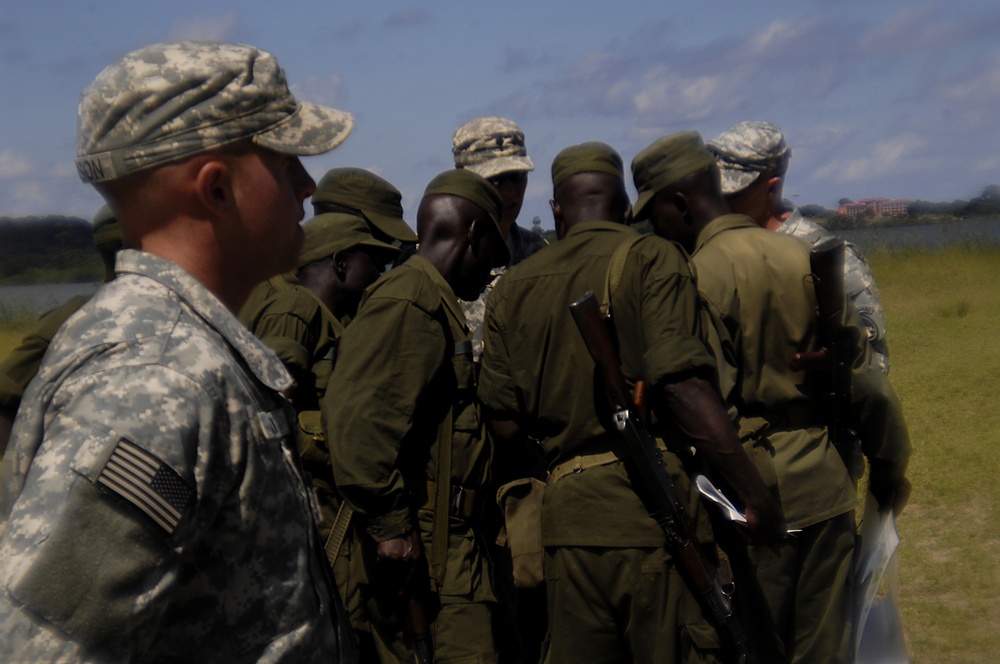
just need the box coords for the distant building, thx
[838,197,911,217]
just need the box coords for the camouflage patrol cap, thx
[551,141,624,189]
[631,131,716,221]
[91,204,122,246]
[423,169,510,267]
[312,168,417,243]
[708,121,791,195]
[75,41,354,184]
[297,213,400,267]
[452,116,535,180]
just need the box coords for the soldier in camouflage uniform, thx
[324,169,508,664]
[452,116,548,361]
[0,206,121,457]
[708,121,891,373]
[0,41,358,662]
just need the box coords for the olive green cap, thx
[75,41,353,184]
[631,131,716,221]
[297,213,400,267]
[91,204,121,247]
[551,141,624,189]
[311,167,417,243]
[422,168,509,267]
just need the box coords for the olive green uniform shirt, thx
[690,214,909,529]
[479,221,718,548]
[324,254,491,600]
[0,295,90,417]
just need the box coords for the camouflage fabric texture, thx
[75,41,354,183]
[0,250,350,662]
[452,116,534,180]
[707,120,792,195]
[778,209,890,373]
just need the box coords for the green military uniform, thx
[0,295,91,423]
[239,272,342,522]
[324,254,496,664]
[479,221,724,663]
[688,214,910,663]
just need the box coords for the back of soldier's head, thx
[708,121,791,196]
[631,131,719,223]
[550,142,630,229]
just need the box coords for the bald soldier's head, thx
[415,169,507,302]
[549,142,631,239]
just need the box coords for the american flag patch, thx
[98,438,194,535]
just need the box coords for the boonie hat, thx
[631,131,716,221]
[452,116,534,180]
[298,213,400,267]
[708,121,791,195]
[312,168,416,243]
[75,41,354,184]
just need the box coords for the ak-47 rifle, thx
[569,290,755,664]
[790,238,860,473]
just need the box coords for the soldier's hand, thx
[376,530,423,562]
[742,495,787,545]
[868,458,911,516]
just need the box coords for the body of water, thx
[0,282,100,315]
[837,217,1000,253]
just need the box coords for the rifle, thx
[790,238,860,475]
[405,556,435,664]
[569,290,755,664]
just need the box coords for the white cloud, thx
[294,74,349,108]
[168,11,242,42]
[633,66,724,120]
[0,150,34,179]
[811,134,926,183]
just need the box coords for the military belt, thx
[548,439,669,486]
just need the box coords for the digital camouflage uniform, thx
[479,221,724,664]
[324,254,496,664]
[688,214,910,664]
[0,251,351,662]
[778,209,890,373]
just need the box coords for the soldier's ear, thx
[332,252,349,279]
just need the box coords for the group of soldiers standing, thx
[0,39,909,664]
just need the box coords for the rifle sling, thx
[324,501,353,567]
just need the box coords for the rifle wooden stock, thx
[569,291,754,664]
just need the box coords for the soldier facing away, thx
[0,40,358,662]
[708,120,892,373]
[479,142,784,663]
[632,131,911,663]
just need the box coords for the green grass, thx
[0,248,996,660]
[871,247,1000,663]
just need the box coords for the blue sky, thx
[1,0,998,226]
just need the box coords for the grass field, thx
[871,246,1000,663]
[0,247,997,661]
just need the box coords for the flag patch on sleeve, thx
[98,438,194,535]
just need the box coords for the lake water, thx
[1,218,998,314]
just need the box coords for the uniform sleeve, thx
[0,365,230,661]
[478,287,519,417]
[615,239,717,388]
[246,303,318,378]
[324,293,445,541]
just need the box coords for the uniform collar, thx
[115,249,294,393]
[404,253,468,330]
[693,213,758,255]
[564,220,633,239]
